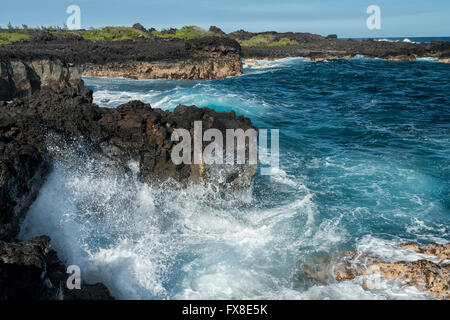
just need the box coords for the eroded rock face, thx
[0,236,113,300]
[209,26,226,35]
[0,59,83,101]
[333,243,450,300]
[0,87,256,241]
[0,136,50,241]
[82,37,242,80]
[398,242,450,261]
[1,87,255,185]
[0,36,243,81]
[82,58,241,80]
[0,87,257,299]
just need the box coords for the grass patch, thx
[50,30,83,39]
[270,37,299,46]
[239,35,299,46]
[152,25,221,40]
[0,32,29,45]
[84,26,150,42]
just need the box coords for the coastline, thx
[0,27,449,300]
[242,55,447,66]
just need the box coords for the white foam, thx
[377,38,393,42]
[243,57,311,70]
[87,79,272,121]
[416,57,439,62]
[19,152,325,299]
[355,235,446,264]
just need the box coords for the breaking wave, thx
[20,57,450,300]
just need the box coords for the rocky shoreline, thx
[241,39,450,62]
[0,65,255,299]
[303,242,449,300]
[230,30,450,62]
[0,27,449,300]
[334,243,450,300]
[0,35,242,96]
[1,28,449,100]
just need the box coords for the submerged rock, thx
[333,243,450,300]
[301,242,449,300]
[398,242,450,260]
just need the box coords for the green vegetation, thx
[271,37,299,46]
[51,30,82,39]
[152,25,220,40]
[239,34,299,46]
[83,26,150,41]
[0,24,299,46]
[0,32,29,45]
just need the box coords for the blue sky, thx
[1,0,449,38]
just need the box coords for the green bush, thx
[269,37,299,46]
[174,25,208,39]
[151,30,173,39]
[240,35,299,46]
[51,30,82,39]
[239,34,273,46]
[152,26,221,40]
[0,32,29,45]
[84,26,150,42]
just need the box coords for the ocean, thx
[351,36,450,43]
[19,55,450,299]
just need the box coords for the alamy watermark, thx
[170,122,279,175]
[66,5,81,30]
[366,5,381,30]
[66,265,81,290]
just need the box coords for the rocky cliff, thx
[0,59,83,101]
[82,37,242,79]
[0,36,242,82]
[0,86,256,299]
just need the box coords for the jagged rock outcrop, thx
[333,243,449,300]
[0,59,83,100]
[398,242,450,260]
[0,129,50,241]
[0,236,113,300]
[0,36,242,80]
[1,87,255,184]
[439,51,450,63]
[81,58,241,80]
[132,23,147,33]
[0,86,256,236]
[209,26,226,35]
[301,242,449,300]
[82,37,242,79]
[0,86,257,299]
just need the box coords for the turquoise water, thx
[21,57,449,299]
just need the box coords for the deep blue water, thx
[21,57,450,299]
